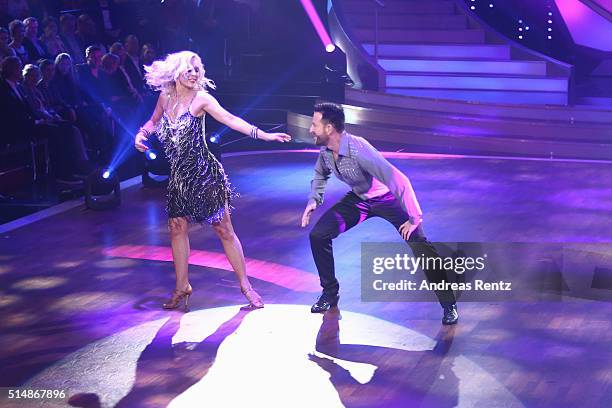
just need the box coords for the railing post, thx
[374,6,379,60]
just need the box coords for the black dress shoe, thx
[311,294,339,313]
[442,303,458,325]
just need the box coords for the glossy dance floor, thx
[1,151,611,408]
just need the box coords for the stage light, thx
[548,12,553,16]
[206,132,222,163]
[85,168,120,210]
[519,27,523,31]
[209,133,221,144]
[518,35,523,39]
[525,26,530,30]
[519,19,523,23]
[142,148,170,188]
[489,3,493,7]
[146,150,157,161]
[299,0,334,52]
[325,44,336,53]
[470,5,475,10]
[548,19,552,24]
[548,35,552,39]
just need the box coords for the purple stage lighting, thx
[300,0,334,51]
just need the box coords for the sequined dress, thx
[157,109,235,223]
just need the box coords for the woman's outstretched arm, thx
[197,92,291,143]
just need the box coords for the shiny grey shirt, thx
[308,132,423,219]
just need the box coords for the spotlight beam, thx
[300,0,334,50]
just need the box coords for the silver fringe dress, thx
[157,110,236,224]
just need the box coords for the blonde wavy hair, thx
[144,50,216,93]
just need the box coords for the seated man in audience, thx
[75,45,115,162]
[0,56,89,183]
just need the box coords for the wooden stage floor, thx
[1,150,611,407]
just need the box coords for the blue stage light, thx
[102,170,111,179]
[146,150,157,161]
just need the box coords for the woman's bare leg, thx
[169,217,191,291]
[212,206,263,306]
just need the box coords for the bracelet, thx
[250,126,258,139]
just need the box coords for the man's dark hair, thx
[86,45,101,58]
[8,20,24,36]
[314,102,345,132]
[1,56,21,79]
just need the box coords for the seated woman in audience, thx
[8,19,31,64]
[0,27,17,60]
[21,63,92,176]
[39,17,68,59]
[38,59,77,123]
[50,53,82,109]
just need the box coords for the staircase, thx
[334,0,571,105]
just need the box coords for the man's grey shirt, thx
[308,132,423,220]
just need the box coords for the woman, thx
[39,17,67,59]
[134,51,291,310]
[8,19,30,64]
[50,53,81,108]
[0,27,17,60]
[21,63,92,179]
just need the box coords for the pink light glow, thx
[555,0,612,51]
[103,245,320,293]
[300,0,334,50]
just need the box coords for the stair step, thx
[385,88,568,105]
[347,14,467,29]
[364,43,511,59]
[342,123,612,160]
[346,88,612,123]
[379,59,547,76]
[288,112,612,160]
[340,105,612,142]
[386,73,567,92]
[343,0,455,14]
[355,29,485,43]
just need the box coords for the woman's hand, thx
[134,131,149,152]
[259,132,291,143]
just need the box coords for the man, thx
[123,34,144,93]
[109,41,143,103]
[75,45,105,105]
[0,56,84,183]
[23,17,47,61]
[75,45,114,161]
[59,13,85,64]
[301,103,458,325]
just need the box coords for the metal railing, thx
[371,0,385,60]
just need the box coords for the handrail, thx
[370,0,385,60]
[328,0,387,90]
[578,0,612,22]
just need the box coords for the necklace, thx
[168,89,197,122]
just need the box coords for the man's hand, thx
[259,132,291,143]
[399,218,421,241]
[301,200,318,227]
[134,131,149,152]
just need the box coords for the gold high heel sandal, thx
[163,285,193,311]
[241,287,264,309]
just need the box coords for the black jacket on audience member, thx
[0,78,36,144]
